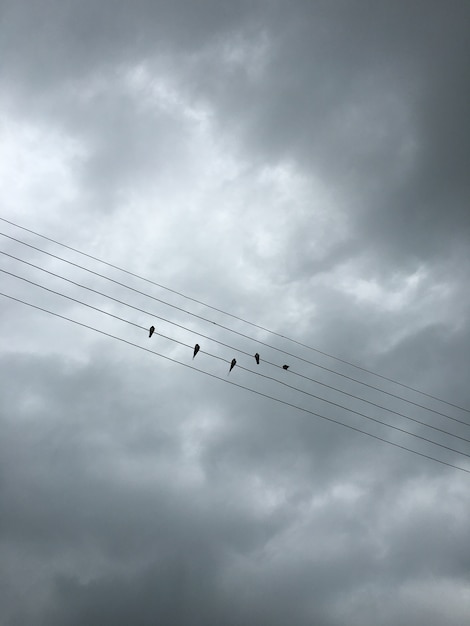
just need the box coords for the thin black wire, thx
[1,214,468,415]
[2,289,469,476]
[1,231,466,424]
[3,249,470,436]
[3,266,470,460]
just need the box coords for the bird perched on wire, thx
[149,325,155,338]
[282,364,289,370]
[193,343,200,359]
[254,353,260,365]
[228,358,237,374]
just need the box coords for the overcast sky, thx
[1,1,470,624]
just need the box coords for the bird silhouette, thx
[229,358,237,374]
[193,343,200,359]
[254,352,260,365]
[149,325,155,338]
[282,364,289,370]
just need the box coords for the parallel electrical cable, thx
[2,250,470,436]
[2,289,469,476]
[1,231,466,424]
[3,266,470,460]
[1,214,468,414]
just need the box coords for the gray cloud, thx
[1,2,470,625]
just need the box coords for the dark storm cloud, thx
[1,0,259,209]
[4,0,469,263]
[0,0,255,89]
[164,0,470,267]
[2,2,470,625]
[2,348,469,625]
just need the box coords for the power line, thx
[1,231,467,424]
[3,249,470,436]
[3,267,470,460]
[1,214,468,415]
[2,289,469,476]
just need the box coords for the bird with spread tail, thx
[228,358,237,374]
[149,326,155,338]
[282,364,289,370]
[254,353,260,365]
[193,343,200,359]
